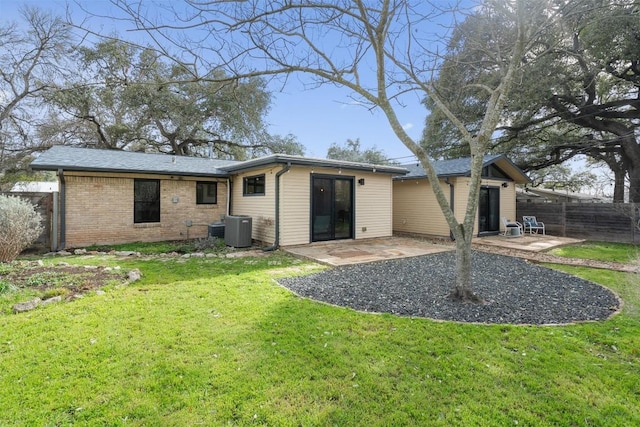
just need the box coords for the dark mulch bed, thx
[278,251,621,325]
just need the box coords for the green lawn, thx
[1,248,639,426]
[550,241,640,263]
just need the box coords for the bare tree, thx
[0,7,71,182]
[107,0,547,301]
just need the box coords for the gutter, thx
[226,178,231,219]
[57,168,66,250]
[445,177,455,241]
[263,162,291,251]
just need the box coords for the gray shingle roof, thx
[221,154,408,175]
[30,146,239,177]
[30,146,410,177]
[399,155,504,179]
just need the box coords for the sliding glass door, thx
[311,175,354,241]
[478,186,500,234]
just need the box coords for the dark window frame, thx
[243,174,266,196]
[196,181,218,205]
[134,179,160,223]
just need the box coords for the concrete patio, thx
[472,234,584,252]
[284,236,453,266]
[283,234,583,266]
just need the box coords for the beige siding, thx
[279,167,311,246]
[393,177,517,237]
[393,179,451,236]
[499,182,517,231]
[230,167,276,244]
[451,177,468,224]
[277,166,395,246]
[63,172,227,247]
[232,165,396,246]
[354,172,393,239]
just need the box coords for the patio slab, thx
[284,236,453,266]
[472,234,584,252]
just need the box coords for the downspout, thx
[263,162,291,251]
[226,178,231,219]
[57,168,66,250]
[445,177,455,241]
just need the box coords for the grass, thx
[84,237,227,255]
[0,246,639,425]
[550,241,640,263]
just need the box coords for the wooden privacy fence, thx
[0,192,54,252]
[516,202,640,243]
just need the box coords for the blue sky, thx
[2,0,428,161]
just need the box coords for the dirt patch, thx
[1,262,129,296]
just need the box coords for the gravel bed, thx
[278,251,620,325]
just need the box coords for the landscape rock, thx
[12,298,42,313]
[57,250,72,256]
[127,269,142,282]
[74,249,87,255]
[41,296,63,306]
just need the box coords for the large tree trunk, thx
[628,166,640,203]
[596,129,640,202]
[450,233,483,303]
[620,134,640,203]
[613,167,626,202]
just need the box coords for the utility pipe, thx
[263,162,291,251]
[57,168,66,250]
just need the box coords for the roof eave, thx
[222,154,408,175]
[30,163,230,178]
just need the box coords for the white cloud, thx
[402,122,414,130]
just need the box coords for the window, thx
[482,164,509,180]
[243,174,265,196]
[134,179,160,223]
[196,181,217,204]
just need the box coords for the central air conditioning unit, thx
[224,215,252,248]
[208,222,225,238]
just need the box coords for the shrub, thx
[0,195,44,263]
[0,280,18,294]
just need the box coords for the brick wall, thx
[64,172,227,247]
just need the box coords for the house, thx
[30,147,530,249]
[516,186,611,203]
[30,146,407,249]
[10,181,59,192]
[393,155,530,237]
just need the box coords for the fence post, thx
[561,202,566,237]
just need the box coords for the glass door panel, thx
[478,187,500,233]
[311,176,353,241]
[312,177,333,241]
[333,178,353,239]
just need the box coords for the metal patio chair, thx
[522,216,545,235]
